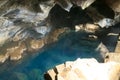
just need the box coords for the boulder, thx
[45,58,120,80]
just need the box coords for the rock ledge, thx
[44,58,120,80]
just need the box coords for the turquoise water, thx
[0,32,103,80]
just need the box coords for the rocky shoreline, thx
[0,0,120,80]
[44,58,120,80]
[0,26,69,63]
[0,0,120,63]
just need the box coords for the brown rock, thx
[105,53,120,63]
[55,64,65,74]
[85,23,99,32]
[115,41,120,53]
[7,42,26,61]
[0,27,69,63]
[45,58,120,80]
[0,54,9,63]
[105,0,120,12]
[30,39,44,50]
[0,38,45,62]
[44,69,56,80]
[75,23,99,33]
[44,27,70,44]
[72,0,95,9]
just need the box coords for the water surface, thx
[0,32,103,80]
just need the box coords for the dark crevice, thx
[91,0,115,19]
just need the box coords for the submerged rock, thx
[45,58,120,80]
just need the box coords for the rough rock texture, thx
[0,0,95,13]
[71,0,95,9]
[44,58,120,80]
[0,0,74,63]
[105,36,120,62]
[105,53,120,63]
[0,0,93,63]
[85,6,115,28]
[0,7,70,63]
[115,38,120,53]
[0,0,98,63]
[0,27,68,63]
[75,23,100,33]
[0,0,120,63]
[104,0,120,12]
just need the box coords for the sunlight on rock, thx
[45,58,120,80]
[0,0,120,80]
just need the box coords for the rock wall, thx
[0,0,73,63]
[104,0,120,12]
[0,0,120,80]
[0,0,120,63]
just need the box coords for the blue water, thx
[0,32,103,80]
